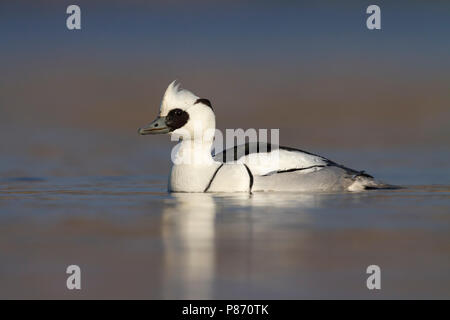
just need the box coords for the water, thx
[1,166,449,299]
[1,0,450,300]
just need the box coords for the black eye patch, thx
[194,98,213,110]
[165,108,189,131]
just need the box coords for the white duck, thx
[139,81,394,193]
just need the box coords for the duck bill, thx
[138,116,170,135]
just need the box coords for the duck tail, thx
[347,174,401,192]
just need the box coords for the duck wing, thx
[212,142,371,178]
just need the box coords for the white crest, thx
[160,81,199,116]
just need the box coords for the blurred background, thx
[1,0,449,178]
[1,0,450,300]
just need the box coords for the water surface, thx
[1,166,449,299]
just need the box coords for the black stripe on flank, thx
[263,165,326,176]
[365,185,401,190]
[243,164,254,193]
[204,164,224,192]
[194,98,213,110]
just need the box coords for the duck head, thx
[138,81,215,142]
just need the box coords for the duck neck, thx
[172,138,215,166]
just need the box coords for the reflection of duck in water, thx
[139,81,395,192]
[160,191,325,298]
[161,193,216,299]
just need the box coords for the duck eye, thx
[165,108,189,131]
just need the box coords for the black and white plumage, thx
[139,81,395,193]
[213,142,393,192]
